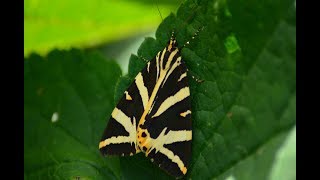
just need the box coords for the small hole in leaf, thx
[51,112,59,123]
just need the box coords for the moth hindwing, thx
[99,34,193,178]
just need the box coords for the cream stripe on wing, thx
[156,52,160,81]
[146,128,188,175]
[151,87,190,118]
[178,72,187,82]
[99,109,137,148]
[99,136,132,149]
[180,110,191,117]
[160,48,166,71]
[164,49,179,70]
[147,61,151,73]
[159,147,187,174]
[111,108,135,134]
[135,72,149,110]
[124,91,132,100]
[162,56,181,87]
[164,130,192,145]
[146,128,191,153]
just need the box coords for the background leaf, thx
[24,0,180,57]
[24,49,122,179]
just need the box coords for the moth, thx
[99,29,202,178]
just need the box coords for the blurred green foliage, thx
[24,0,180,57]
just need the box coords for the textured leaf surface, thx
[24,49,122,179]
[114,0,296,179]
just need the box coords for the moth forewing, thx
[100,36,195,178]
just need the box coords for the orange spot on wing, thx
[182,167,187,174]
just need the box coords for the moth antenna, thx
[155,0,163,22]
[182,26,204,48]
[187,69,204,83]
[192,75,204,83]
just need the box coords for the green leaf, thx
[24,0,180,57]
[114,0,296,179]
[269,126,296,180]
[24,49,122,179]
[216,115,296,179]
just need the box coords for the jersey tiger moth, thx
[99,21,203,178]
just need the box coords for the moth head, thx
[167,37,178,52]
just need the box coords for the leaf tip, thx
[224,34,241,54]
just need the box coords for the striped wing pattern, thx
[99,37,192,178]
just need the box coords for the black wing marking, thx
[100,37,192,178]
[99,56,158,156]
[136,43,192,178]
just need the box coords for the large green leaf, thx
[24,0,296,179]
[114,0,296,179]
[24,49,122,179]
